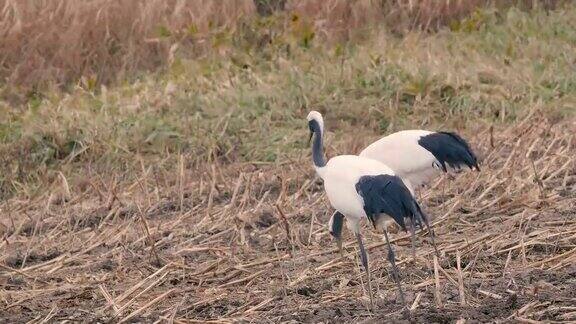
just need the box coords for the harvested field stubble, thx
[1,113,575,322]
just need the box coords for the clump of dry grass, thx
[0,0,566,93]
[0,0,255,90]
[290,0,563,42]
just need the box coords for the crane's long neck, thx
[309,120,326,170]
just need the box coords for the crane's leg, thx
[382,227,406,307]
[421,214,440,259]
[337,238,344,258]
[355,232,374,311]
[408,218,417,263]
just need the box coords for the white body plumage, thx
[360,130,439,188]
[316,154,397,233]
[359,129,479,189]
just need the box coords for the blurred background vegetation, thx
[0,0,574,199]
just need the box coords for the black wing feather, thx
[355,175,426,232]
[418,132,480,172]
[329,211,345,240]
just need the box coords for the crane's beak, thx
[308,130,313,145]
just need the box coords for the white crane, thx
[329,129,479,257]
[361,129,480,188]
[307,111,435,311]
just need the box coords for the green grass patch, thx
[1,5,575,198]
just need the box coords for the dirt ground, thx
[1,113,576,323]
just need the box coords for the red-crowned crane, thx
[307,111,436,311]
[329,129,479,258]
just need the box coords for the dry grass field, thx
[1,1,575,323]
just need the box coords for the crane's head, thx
[306,110,324,144]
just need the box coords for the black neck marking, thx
[309,119,326,168]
